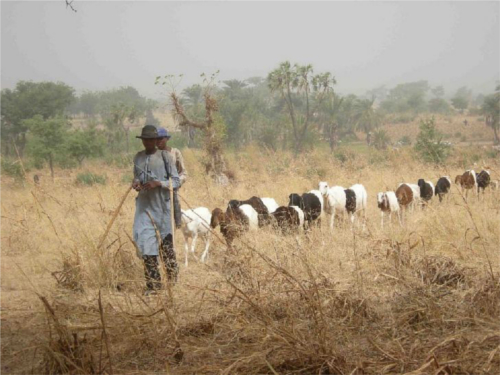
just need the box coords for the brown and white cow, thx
[455,170,478,198]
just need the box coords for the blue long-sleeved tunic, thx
[132,150,180,257]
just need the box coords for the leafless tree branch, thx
[65,0,77,13]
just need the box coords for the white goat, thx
[377,191,400,229]
[181,207,212,267]
[318,181,347,230]
[348,184,368,228]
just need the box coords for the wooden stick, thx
[97,185,133,251]
[169,177,175,242]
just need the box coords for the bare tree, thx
[158,74,230,185]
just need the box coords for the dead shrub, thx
[40,297,97,375]
[392,287,443,329]
[416,256,468,287]
[326,292,377,325]
[42,333,96,375]
[52,256,84,292]
[465,277,500,318]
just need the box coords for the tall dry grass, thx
[1,144,499,374]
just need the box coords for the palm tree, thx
[319,93,344,151]
[354,98,382,144]
[268,61,335,153]
[222,80,247,99]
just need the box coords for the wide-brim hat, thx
[157,127,171,139]
[136,125,158,139]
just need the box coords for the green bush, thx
[372,129,391,150]
[333,149,356,165]
[454,132,462,138]
[76,172,107,186]
[1,158,27,181]
[414,118,451,164]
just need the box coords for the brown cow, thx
[396,183,415,224]
[210,207,249,247]
[396,183,414,208]
[456,170,477,198]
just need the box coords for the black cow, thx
[435,176,451,202]
[418,179,434,201]
[288,193,321,229]
[477,170,491,193]
[272,206,302,234]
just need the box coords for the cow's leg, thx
[200,234,210,263]
[184,237,190,267]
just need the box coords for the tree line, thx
[174,66,498,154]
[1,62,499,179]
[1,83,157,178]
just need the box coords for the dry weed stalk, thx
[97,185,132,251]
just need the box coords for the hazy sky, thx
[1,1,499,99]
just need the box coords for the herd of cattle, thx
[179,169,493,266]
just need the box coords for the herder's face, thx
[156,137,168,150]
[142,138,157,153]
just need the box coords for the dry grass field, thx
[1,138,499,374]
[381,114,494,146]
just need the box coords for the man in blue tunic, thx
[132,125,181,293]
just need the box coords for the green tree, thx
[414,117,450,164]
[428,97,451,114]
[1,81,75,156]
[66,126,106,166]
[220,80,250,147]
[104,104,138,153]
[76,91,100,117]
[24,116,69,179]
[431,85,445,98]
[451,86,472,113]
[144,108,160,127]
[97,86,149,116]
[354,98,382,143]
[380,80,429,113]
[318,93,345,151]
[481,85,500,144]
[268,61,335,153]
[365,85,388,103]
